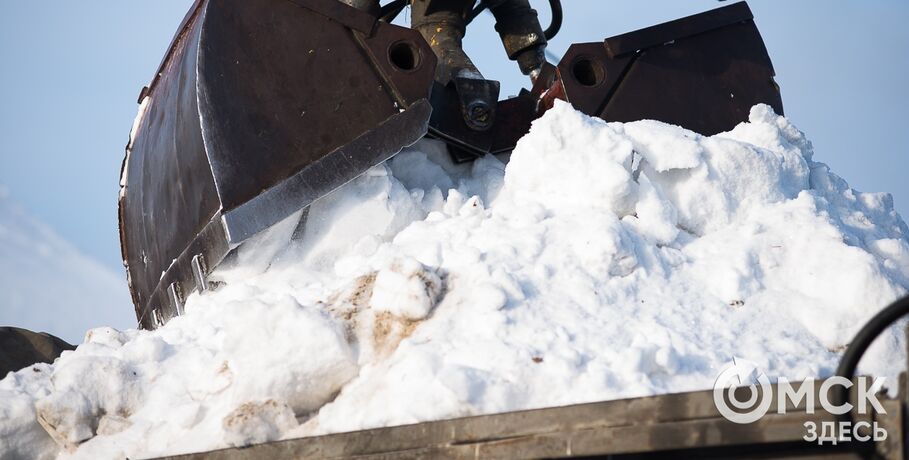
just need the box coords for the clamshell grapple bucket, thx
[120,0,783,329]
[120,0,436,327]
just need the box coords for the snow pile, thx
[1,102,907,459]
[0,188,133,343]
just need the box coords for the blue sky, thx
[1,0,907,273]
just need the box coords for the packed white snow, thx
[1,103,906,459]
[0,188,134,344]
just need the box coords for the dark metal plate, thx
[558,1,783,135]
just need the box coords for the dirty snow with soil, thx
[1,102,907,459]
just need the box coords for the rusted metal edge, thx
[603,1,754,58]
[140,0,206,102]
[220,99,431,243]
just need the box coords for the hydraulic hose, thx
[385,0,560,38]
[543,0,562,40]
[833,294,909,421]
[468,0,561,40]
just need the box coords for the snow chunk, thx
[369,257,442,321]
[622,119,704,172]
[503,101,637,216]
[34,356,141,451]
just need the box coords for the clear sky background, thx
[1,0,907,275]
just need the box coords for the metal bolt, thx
[465,101,492,131]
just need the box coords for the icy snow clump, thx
[1,102,906,459]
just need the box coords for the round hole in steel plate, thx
[389,41,419,71]
[572,58,604,87]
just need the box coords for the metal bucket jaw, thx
[120,0,436,328]
[556,1,783,135]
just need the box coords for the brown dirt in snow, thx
[371,311,420,359]
[324,273,377,343]
[322,270,447,359]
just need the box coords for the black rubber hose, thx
[468,0,561,39]
[543,0,562,40]
[833,294,909,419]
